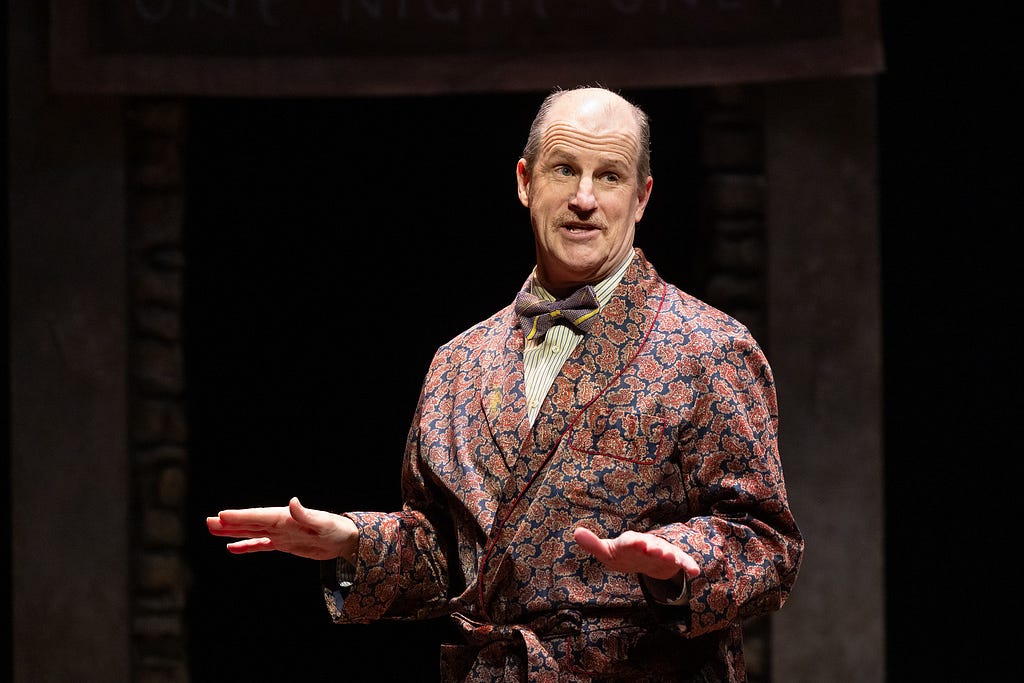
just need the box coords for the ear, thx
[516,158,531,208]
[634,175,653,223]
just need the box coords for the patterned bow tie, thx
[514,285,600,341]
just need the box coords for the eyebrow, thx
[545,148,630,171]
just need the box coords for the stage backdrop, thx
[50,0,883,96]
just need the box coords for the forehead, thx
[538,92,640,166]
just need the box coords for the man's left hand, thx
[573,527,700,581]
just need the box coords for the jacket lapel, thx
[479,251,667,606]
[480,305,534,475]
[508,251,665,490]
[541,251,663,429]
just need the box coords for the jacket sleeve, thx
[643,331,804,636]
[323,363,458,624]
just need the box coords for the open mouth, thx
[563,223,599,233]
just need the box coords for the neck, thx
[534,250,635,298]
[547,284,588,299]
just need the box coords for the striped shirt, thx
[523,252,635,425]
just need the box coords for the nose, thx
[569,176,597,212]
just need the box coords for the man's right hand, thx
[207,496,358,564]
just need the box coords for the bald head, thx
[522,87,651,184]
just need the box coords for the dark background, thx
[181,89,702,682]
[4,3,1020,681]
[877,4,1018,680]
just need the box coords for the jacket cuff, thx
[640,572,689,606]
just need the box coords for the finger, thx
[641,539,699,576]
[678,554,701,577]
[573,527,613,562]
[288,497,317,527]
[207,516,266,535]
[631,539,699,578]
[212,509,284,532]
[207,525,278,538]
[225,537,275,554]
[289,497,344,536]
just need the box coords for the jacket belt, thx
[448,610,583,682]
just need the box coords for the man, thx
[208,86,803,681]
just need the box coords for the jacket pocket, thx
[568,406,666,464]
[562,407,673,517]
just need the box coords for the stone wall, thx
[694,85,771,681]
[125,100,190,683]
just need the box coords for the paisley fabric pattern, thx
[325,249,803,681]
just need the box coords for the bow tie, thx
[514,285,600,341]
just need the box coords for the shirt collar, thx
[529,250,635,308]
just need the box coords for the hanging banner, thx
[51,1,883,95]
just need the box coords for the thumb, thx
[288,496,311,524]
[574,526,612,561]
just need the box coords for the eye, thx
[554,165,574,177]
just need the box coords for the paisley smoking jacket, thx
[325,249,803,682]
